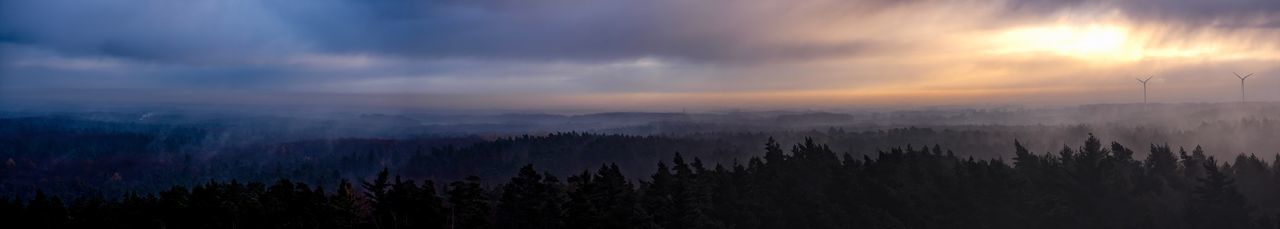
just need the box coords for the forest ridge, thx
[3,136,1277,229]
[6,0,1280,228]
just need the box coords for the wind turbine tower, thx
[1235,72,1253,103]
[1136,76,1153,104]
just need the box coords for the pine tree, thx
[387,176,446,228]
[669,154,720,228]
[565,164,653,229]
[449,176,491,229]
[1145,144,1180,188]
[764,137,786,165]
[1013,140,1039,169]
[1182,146,1209,180]
[498,165,565,229]
[642,162,676,228]
[363,167,393,228]
[328,179,366,228]
[1187,157,1254,229]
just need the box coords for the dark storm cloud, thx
[1005,0,1280,28]
[3,0,1280,109]
[0,1,301,65]
[1120,0,1280,28]
[0,0,896,65]
[3,0,1278,65]
[269,0,888,63]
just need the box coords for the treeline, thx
[4,136,1280,228]
[10,114,1280,199]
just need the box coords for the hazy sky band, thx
[3,0,1280,110]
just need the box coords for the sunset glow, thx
[994,24,1133,60]
[3,0,1280,110]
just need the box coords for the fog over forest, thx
[6,102,1280,228]
[5,102,1280,194]
[6,0,1280,227]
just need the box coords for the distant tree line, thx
[13,114,1280,201]
[4,135,1280,228]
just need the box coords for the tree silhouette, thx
[498,164,565,229]
[448,176,490,229]
[5,135,1280,229]
[1188,157,1254,229]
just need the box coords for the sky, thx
[2,0,1280,111]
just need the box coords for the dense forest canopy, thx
[4,136,1280,228]
[4,107,1280,197]
[3,106,1280,228]
[7,0,1280,227]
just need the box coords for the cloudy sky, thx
[3,0,1280,111]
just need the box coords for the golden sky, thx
[2,0,1279,110]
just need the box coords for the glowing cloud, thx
[3,0,1280,110]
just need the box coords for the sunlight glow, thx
[993,24,1134,60]
[984,22,1261,64]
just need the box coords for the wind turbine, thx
[1235,72,1253,103]
[1136,76,1154,104]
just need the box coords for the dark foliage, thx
[3,135,1279,228]
[10,114,1280,201]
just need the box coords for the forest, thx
[4,135,1280,228]
[6,112,1280,199]
[7,0,1280,227]
[4,109,1280,228]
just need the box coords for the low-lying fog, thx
[5,102,1280,158]
[6,102,1280,197]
